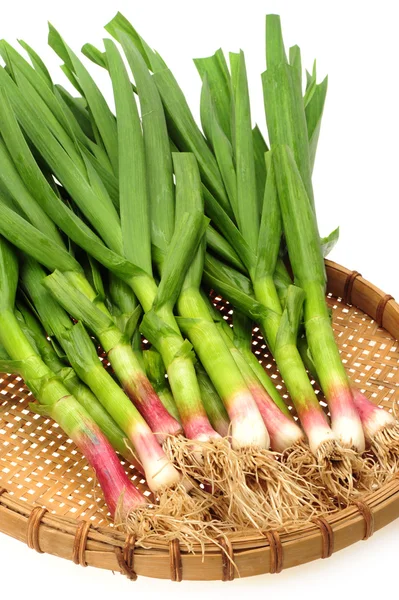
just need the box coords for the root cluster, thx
[368,423,399,477]
[118,483,231,553]
[115,426,399,552]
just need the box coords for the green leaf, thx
[306,75,328,173]
[48,24,119,175]
[143,348,165,387]
[273,144,326,287]
[83,255,106,302]
[266,14,288,68]
[105,14,167,73]
[205,226,245,273]
[0,201,82,274]
[256,151,282,279]
[143,348,179,421]
[81,43,107,69]
[203,75,237,218]
[303,61,317,108]
[321,226,339,257]
[0,137,64,245]
[297,335,318,379]
[194,361,230,432]
[0,41,85,154]
[202,268,267,322]
[274,259,292,307]
[119,31,174,252]
[262,61,314,209]
[201,185,255,275]
[173,153,206,291]
[0,80,122,254]
[252,125,269,212]
[204,253,254,297]
[9,65,83,164]
[108,273,138,314]
[59,321,101,375]
[79,145,119,208]
[0,339,10,360]
[105,12,153,70]
[55,85,94,140]
[198,72,213,145]
[151,67,231,215]
[61,63,84,95]
[230,50,260,251]
[15,303,66,374]
[105,38,152,275]
[174,315,204,331]
[155,211,209,309]
[174,338,194,360]
[289,45,302,85]
[123,305,143,342]
[28,402,52,416]
[140,311,182,363]
[0,89,130,276]
[21,258,74,340]
[194,48,232,142]
[52,88,94,150]
[0,236,19,312]
[275,285,305,350]
[18,40,53,86]
[264,18,314,209]
[174,153,203,219]
[44,270,114,339]
[144,313,195,363]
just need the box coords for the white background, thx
[1,0,398,598]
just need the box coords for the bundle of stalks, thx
[82,15,362,498]
[94,13,367,497]
[297,337,399,484]
[14,301,143,471]
[60,28,326,525]
[0,9,396,542]
[0,27,297,529]
[166,152,328,526]
[0,237,230,549]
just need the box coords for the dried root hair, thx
[238,447,332,529]
[368,424,399,473]
[363,400,399,476]
[163,435,347,530]
[163,435,271,530]
[281,441,337,513]
[283,439,361,507]
[314,439,361,504]
[115,483,234,553]
[282,437,394,508]
[311,439,386,505]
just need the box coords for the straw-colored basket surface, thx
[1,260,399,581]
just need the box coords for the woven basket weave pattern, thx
[1,260,398,580]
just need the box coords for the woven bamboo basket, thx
[1,259,398,581]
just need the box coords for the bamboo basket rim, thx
[1,259,399,581]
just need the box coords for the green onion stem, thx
[194,362,230,438]
[40,265,182,441]
[273,144,365,452]
[217,312,304,452]
[143,349,181,423]
[138,278,219,442]
[20,258,181,493]
[15,303,141,466]
[0,237,145,517]
[202,254,336,455]
[172,153,269,450]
